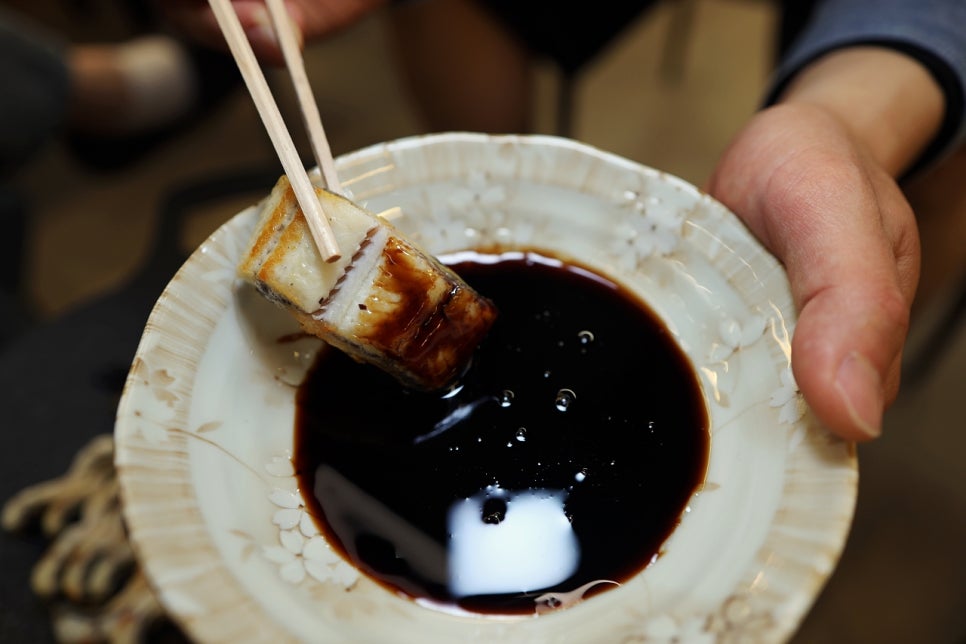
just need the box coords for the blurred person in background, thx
[0,8,194,175]
[0,3,238,343]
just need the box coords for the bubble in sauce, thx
[542,596,563,609]
[555,388,576,412]
[499,389,514,408]
[481,497,507,524]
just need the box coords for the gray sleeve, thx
[768,0,966,176]
[0,7,71,175]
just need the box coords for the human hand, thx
[708,102,920,441]
[707,44,950,441]
[161,0,386,64]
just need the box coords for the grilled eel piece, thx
[238,176,498,391]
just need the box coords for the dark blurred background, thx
[0,0,963,642]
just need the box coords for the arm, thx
[709,0,966,441]
[770,0,966,174]
[778,46,944,176]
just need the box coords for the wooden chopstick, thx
[263,0,342,194]
[207,0,341,262]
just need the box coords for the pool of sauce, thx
[294,250,709,615]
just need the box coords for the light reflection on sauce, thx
[448,486,578,596]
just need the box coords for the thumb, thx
[790,259,911,441]
[709,107,919,441]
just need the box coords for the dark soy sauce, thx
[294,250,709,616]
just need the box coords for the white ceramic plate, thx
[115,133,856,643]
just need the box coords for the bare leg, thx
[387,0,532,134]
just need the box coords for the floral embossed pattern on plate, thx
[114,133,856,643]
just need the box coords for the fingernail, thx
[834,352,884,439]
